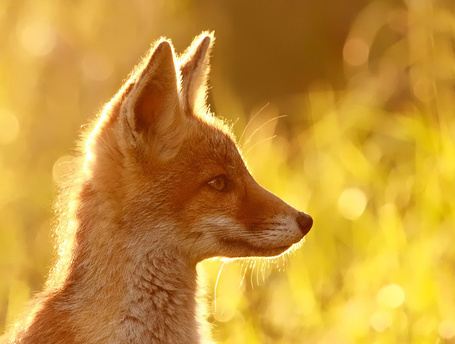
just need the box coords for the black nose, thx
[297,212,313,236]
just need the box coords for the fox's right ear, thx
[122,39,184,160]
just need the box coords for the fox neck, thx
[58,182,202,343]
[111,249,200,343]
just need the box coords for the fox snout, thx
[297,212,313,236]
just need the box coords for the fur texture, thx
[2,33,313,344]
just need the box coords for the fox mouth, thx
[220,236,302,258]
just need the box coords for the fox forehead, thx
[181,117,247,175]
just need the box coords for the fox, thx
[2,32,313,343]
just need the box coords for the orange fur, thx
[2,33,313,344]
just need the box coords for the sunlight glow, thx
[81,53,114,82]
[52,155,74,184]
[343,38,369,66]
[17,19,56,56]
[338,187,368,220]
[0,110,20,145]
[83,109,109,175]
[377,284,406,309]
[439,319,455,340]
[3,1,455,341]
[370,309,393,332]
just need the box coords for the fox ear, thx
[124,39,184,159]
[180,32,214,114]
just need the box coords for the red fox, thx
[2,32,313,343]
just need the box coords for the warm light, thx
[83,116,104,174]
[0,110,20,145]
[343,38,369,66]
[338,187,368,220]
[370,309,392,332]
[413,78,434,102]
[17,19,56,56]
[52,155,75,184]
[377,284,406,309]
[81,53,113,81]
[83,75,134,174]
[439,319,455,340]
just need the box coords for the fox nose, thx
[297,212,313,236]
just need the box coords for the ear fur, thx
[123,39,184,160]
[179,32,214,114]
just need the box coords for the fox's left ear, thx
[179,32,214,114]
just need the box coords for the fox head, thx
[82,33,312,265]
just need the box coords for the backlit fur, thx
[2,32,313,344]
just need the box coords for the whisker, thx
[214,260,226,313]
[238,103,270,146]
[245,135,277,155]
[243,114,286,148]
[250,261,255,288]
[239,260,248,286]
[256,262,261,286]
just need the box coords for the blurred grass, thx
[1,0,455,343]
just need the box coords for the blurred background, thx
[1,0,455,343]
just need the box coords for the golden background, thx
[1,0,454,342]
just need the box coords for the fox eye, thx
[208,175,227,191]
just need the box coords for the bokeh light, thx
[17,19,56,57]
[438,319,455,340]
[377,284,405,309]
[343,38,369,66]
[338,187,368,220]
